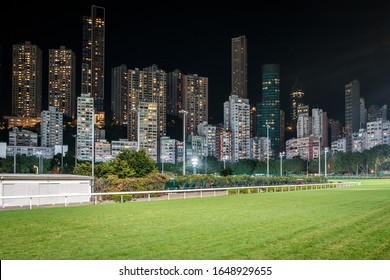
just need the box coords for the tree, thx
[74,161,92,176]
[231,159,256,175]
[117,150,156,177]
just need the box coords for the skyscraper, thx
[166,69,182,116]
[41,106,63,147]
[289,78,304,131]
[12,41,42,118]
[257,64,280,153]
[182,74,208,136]
[49,46,76,119]
[359,97,367,129]
[82,5,105,112]
[111,64,128,125]
[224,95,250,162]
[345,80,360,152]
[127,65,166,142]
[77,94,94,161]
[231,35,247,98]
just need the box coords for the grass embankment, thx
[0,179,389,259]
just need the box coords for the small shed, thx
[0,174,93,208]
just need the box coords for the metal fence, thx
[0,181,361,210]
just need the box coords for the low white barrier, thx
[0,181,361,210]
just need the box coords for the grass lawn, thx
[0,179,389,260]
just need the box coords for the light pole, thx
[13,130,16,174]
[191,157,198,175]
[324,147,329,177]
[279,152,285,176]
[92,109,95,179]
[223,155,228,169]
[73,134,78,168]
[36,149,43,174]
[132,107,140,151]
[263,125,270,177]
[61,129,64,174]
[179,110,188,175]
[161,155,166,174]
[318,135,321,176]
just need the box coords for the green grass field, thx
[0,179,389,260]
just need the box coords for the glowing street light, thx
[223,155,228,169]
[191,157,198,175]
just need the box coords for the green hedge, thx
[165,175,326,190]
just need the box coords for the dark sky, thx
[2,1,390,124]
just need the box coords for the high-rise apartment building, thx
[160,136,176,164]
[312,108,328,147]
[12,41,42,118]
[166,69,182,116]
[127,65,166,143]
[197,121,217,157]
[182,74,208,136]
[111,64,128,125]
[231,35,247,98]
[330,119,341,142]
[224,95,250,162]
[77,94,94,161]
[41,106,63,147]
[49,46,76,119]
[257,64,280,153]
[139,101,158,161]
[82,5,105,112]
[359,97,367,129]
[345,80,360,152]
[216,129,232,162]
[289,78,304,131]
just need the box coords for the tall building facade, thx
[49,46,76,119]
[166,69,182,116]
[330,119,341,142]
[345,80,360,152]
[198,121,217,157]
[231,35,247,98]
[217,129,232,162]
[257,64,280,153]
[82,5,105,112]
[111,64,128,125]
[182,74,208,136]
[139,101,158,161]
[224,95,250,162]
[127,65,166,143]
[359,97,367,129]
[76,94,94,161]
[289,78,304,131]
[12,41,42,118]
[160,136,176,164]
[41,106,63,147]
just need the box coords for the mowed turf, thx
[0,179,389,260]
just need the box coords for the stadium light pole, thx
[324,147,329,177]
[318,135,321,176]
[132,107,140,151]
[263,125,270,177]
[13,129,16,174]
[279,151,285,176]
[179,110,188,175]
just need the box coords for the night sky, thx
[2,2,390,125]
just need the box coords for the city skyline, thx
[1,2,390,124]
